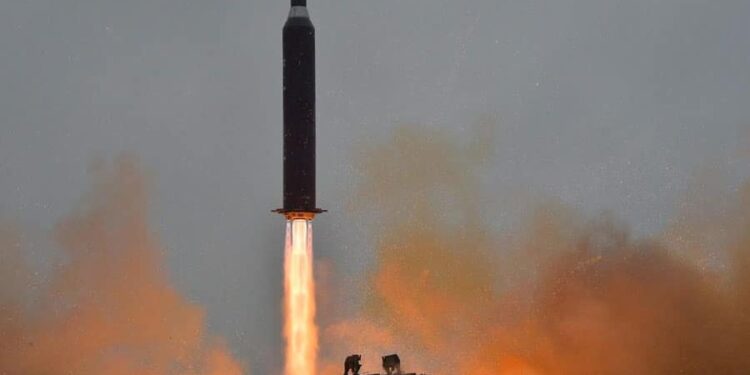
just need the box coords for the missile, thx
[275,0,325,220]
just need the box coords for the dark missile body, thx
[276,0,324,217]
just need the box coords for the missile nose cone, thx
[288,0,310,19]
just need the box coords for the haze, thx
[0,0,748,373]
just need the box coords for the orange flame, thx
[284,219,318,375]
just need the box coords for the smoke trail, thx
[284,219,318,375]
[321,124,750,375]
[0,156,244,375]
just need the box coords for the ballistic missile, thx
[274,0,325,220]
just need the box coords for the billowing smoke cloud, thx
[0,156,244,375]
[321,125,750,375]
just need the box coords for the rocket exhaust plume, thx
[275,0,322,374]
[284,219,318,375]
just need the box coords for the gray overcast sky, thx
[0,0,748,373]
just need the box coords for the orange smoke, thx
[284,219,318,375]
[0,156,244,375]
[320,125,750,375]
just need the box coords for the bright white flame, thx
[284,219,318,375]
